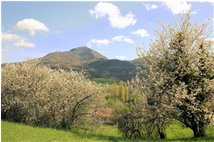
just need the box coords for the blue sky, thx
[2,1,213,63]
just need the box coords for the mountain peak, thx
[70,46,90,52]
[39,46,107,69]
[69,46,107,60]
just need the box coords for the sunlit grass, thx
[2,121,214,142]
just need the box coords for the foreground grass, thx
[2,121,214,142]
[2,121,121,142]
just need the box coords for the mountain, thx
[131,58,145,70]
[131,58,143,66]
[37,46,142,81]
[39,46,107,70]
[2,46,141,82]
[84,59,137,81]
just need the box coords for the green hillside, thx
[131,58,144,69]
[39,46,107,70]
[85,59,137,81]
[131,58,142,66]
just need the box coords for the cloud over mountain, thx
[15,39,35,48]
[112,35,134,44]
[90,2,136,29]
[87,39,111,47]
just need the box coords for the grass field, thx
[2,121,214,142]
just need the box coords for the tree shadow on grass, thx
[71,129,214,142]
[70,129,144,142]
[168,136,214,142]
[145,136,214,142]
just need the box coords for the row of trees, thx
[111,82,129,102]
[1,61,105,129]
[117,13,214,139]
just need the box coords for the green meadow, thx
[2,121,214,142]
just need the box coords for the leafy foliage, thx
[108,80,148,139]
[110,82,129,102]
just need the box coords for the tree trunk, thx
[159,132,165,139]
[193,127,200,138]
[157,126,165,139]
[192,123,205,138]
[199,122,205,137]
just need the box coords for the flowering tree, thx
[2,61,105,129]
[138,13,213,137]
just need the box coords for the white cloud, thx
[87,35,135,47]
[163,1,191,15]
[2,33,22,40]
[87,39,111,47]
[116,56,127,60]
[132,28,150,38]
[89,2,136,29]
[112,35,134,44]
[15,39,35,48]
[144,4,158,11]
[16,19,49,36]
[2,32,35,48]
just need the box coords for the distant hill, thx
[3,46,143,82]
[38,46,107,70]
[84,59,137,81]
[131,58,143,66]
[131,58,144,70]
